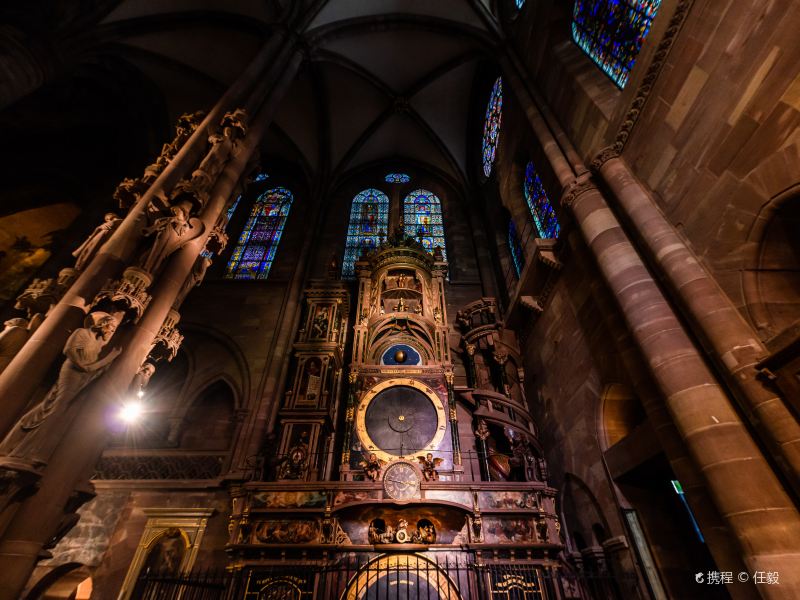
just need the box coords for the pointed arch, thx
[342,188,390,279]
[403,188,447,261]
[571,0,662,88]
[524,162,560,239]
[481,77,503,177]
[225,187,293,280]
[508,219,525,278]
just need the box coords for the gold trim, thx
[355,378,446,462]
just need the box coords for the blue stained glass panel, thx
[515,0,526,8]
[508,219,525,278]
[481,77,503,178]
[342,188,390,279]
[385,173,411,183]
[572,0,662,88]
[524,162,560,239]
[403,189,447,262]
[225,187,293,280]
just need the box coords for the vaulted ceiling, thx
[89,0,501,188]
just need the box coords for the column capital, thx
[560,174,596,209]
[590,145,622,172]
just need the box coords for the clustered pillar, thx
[0,34,302,600]
[505,60,800,597]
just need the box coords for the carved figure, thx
[139,201,197,274]
[0,312,120,461]
[507,429,538,481]
[417,453,443,481]
[418,522,436,544]
[433,306,442,322]
[277,433,310,480]
[131,362,156,395]
[174,254,212,308]
[0,318,29,374]
[395,297,407,312]
[311,308,329,339]
[72,213,122,271]
[359,452,385,481]
[474,419,491,441]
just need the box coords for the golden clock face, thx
[355,378,447,462]
[383,462,420,501]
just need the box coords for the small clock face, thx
[383,462,420,501]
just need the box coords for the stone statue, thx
[72,213,122,271]
[0,312,121,463]
[0,318,30,374]
[139,201,200,274]
[174,254,212,309]
[277,432,310,480]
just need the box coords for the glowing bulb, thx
[118,401,145,424]
[136,389,145,398]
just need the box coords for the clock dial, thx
[364,386,439,456]
[383,462,420,500]
[356,378,447,463]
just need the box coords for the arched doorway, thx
[343,554,461,600]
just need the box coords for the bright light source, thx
[118,401,145,425]
[136,389,145,398]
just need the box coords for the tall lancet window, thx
[225,187,293,280]
[524,162,560,239]
[508,219,525,278]
[481,77,503,177]
[342,188,390,279]
[403,189,447,262]
[572,0,662,88]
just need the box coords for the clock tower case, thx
[341,233,460,486]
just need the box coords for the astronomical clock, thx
[226,234,577,599]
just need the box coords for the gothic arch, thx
[741,143,800,338]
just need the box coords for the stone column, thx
[579,240,754,598]
[0,33,288,439]
[594,152,800,494]
[564,176,800,597]
[0,43,302,600]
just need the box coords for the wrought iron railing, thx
[134,556,637,599]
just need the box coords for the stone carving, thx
[310,307,330,339]
[536,517,550,543]
[114,110,206,211]
[14,268,77,319]
[0,318,29,374]
[0,312,121,464]
[114,178,149,211]
[131,362,156,395]
[560,174,596,209]
[93,267,152,322]
[507,429,540,482]
[174,255,212,309]
[72,213,122,271]
[359,452,385,481]
[417,453,443,481]
[148,310,183,363]
[190,109,248,196]
[139,200,204,275]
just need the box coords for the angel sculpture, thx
[359,452,385,481]
[417,453,443,481]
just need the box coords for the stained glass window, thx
[481,77,503,178]
[508,219,525,278]
[385,173,411,184]
[524,162,560,239]
[225,187,293,280]
[254,172,269,182]
[515,0,526,8]
[403,189,447,261]
[342,188,390,279]
[572,0,662,88]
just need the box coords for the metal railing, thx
[134,556,636,599]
